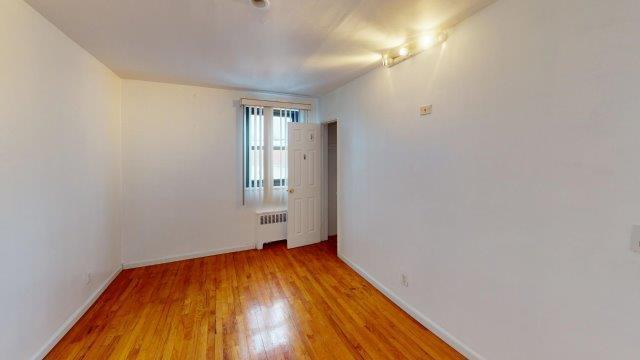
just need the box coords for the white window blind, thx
[245,106,264,190]
[243,105,308,204]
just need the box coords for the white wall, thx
[121,80,315,266]
[0,0,123,359]
[320,0,640,359]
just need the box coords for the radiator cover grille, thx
[258,211,287,225]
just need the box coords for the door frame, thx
[321,118,340,252]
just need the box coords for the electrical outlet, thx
[631,225,640,253]
[419,105,432,116]
[401,274,409,287]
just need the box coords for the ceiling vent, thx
[251,0,270,9]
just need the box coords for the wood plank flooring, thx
[46,237,464,359]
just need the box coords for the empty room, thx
[2,0,640,359]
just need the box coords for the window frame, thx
[244,106,301,189]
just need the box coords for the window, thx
[244,106,305,190]
[272,109,300,187]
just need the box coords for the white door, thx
[287,123,322,248]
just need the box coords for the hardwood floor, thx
[46,237,464,359]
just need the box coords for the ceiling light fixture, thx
[251,0,270,9]
[382,30,449,68]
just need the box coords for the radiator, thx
[255,210,287,249]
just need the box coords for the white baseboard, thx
[122,244,255,269]
[338,253,485,360]
[32,265,122,360]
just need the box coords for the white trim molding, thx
[122,244,255,269]
[241,98,312,110]
[338,253,485,360]
[32,266,122,360]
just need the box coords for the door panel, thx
[287,123,322,248]
[307,197,316,232]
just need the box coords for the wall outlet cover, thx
[631,225,640,253]
[401,274,409,287]
[420,105,432,116]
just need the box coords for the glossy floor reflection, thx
[46,237,464,359]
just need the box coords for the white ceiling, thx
[26,0,494,96]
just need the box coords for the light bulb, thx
[419,34,435,49]
[382,55,391,67]
[398,47,409,57]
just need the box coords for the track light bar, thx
[382,30,449,68]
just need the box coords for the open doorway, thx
[327,123,337,239]
[326,121,338,252]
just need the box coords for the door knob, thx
[288,188,294,193]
